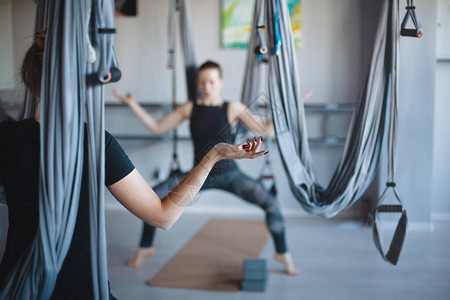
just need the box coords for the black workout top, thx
[0,118,135,298]
[190,100,236,176]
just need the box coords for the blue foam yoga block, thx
[242,279,267,292]
[242,259,268,291]
[244,259,266,270]
[243,259,267,281]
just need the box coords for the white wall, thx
[394,0,437,223]
[107,0,366,105]
[432,0,450,216]
[0,0,35,112]
[0,0,15,91]
[432,61,450,215]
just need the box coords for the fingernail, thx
[264,151,269,155]
[242,145,249,149]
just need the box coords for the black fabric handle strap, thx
[401,0,423,38]
[372,186,408,265]
[372,209,408,265]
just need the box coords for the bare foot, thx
[274,253,300,276]
[126,247,156,268]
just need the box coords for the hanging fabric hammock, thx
[165,0,197,176]
[242,0,407,264]
[0,0,116,299]
[0,87,10,235]
[167,0,197,101]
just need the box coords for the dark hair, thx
[21,31,46,98]
[198,60,222,79]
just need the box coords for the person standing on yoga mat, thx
[112,60,299,276]
[0,35,267,298]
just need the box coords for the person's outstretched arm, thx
[112,89,192,135]
[230,102,275,136]
[231,90,314,137]
[107,137,266,230]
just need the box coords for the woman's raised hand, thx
[112,89,135,106]
[214,136,267,160]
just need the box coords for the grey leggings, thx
[140,165,288,253]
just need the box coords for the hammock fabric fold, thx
[243,0,407,264]
[167,0,198,101]
[0,99,8,204]
[0,0,115,299]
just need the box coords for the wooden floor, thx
[105,208,450,300]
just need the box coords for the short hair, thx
[198,60,222,78]
[21,31,46,98]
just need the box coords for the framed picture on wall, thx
[221,0,303,49]
[114,0,137,17]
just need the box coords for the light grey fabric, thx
[20,90,37,120]
[241,0,266,108]
[242,0,407,264]
[0,100,10,203]
[263,0,398,216]
[87,1,116,298]
[167,0,197,174]
[0,0,114,299]
[167,0,197,101]
[372,0,407,266]
[236,0,267,144]
[0,1,87,298]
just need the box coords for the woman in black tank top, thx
[113,60,299,276]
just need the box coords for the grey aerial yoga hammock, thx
[167,0,197,101]
[242,0,408,265]
[166,0,197,175]
[0,0,116,299]
[0,97,8,215]
[0,98,9,210]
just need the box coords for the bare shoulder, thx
[228,101,246,116]
[176,101,194,118]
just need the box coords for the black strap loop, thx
[372,185,407,265]
[401,1,423,38]
[386,182,396,187]
[97,28,116,34]
[372,210,408,265]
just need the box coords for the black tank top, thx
[190,101,236,176]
